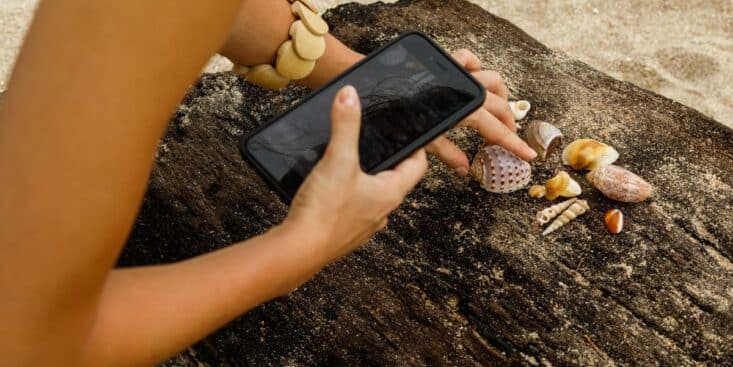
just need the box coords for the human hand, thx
[283,85,428,266]
[425,49,537,176]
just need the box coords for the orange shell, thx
[529,185,546,198]
[544,171,581,200]
[562,139,619,171]
[545,172,570,200]
[604,209,624,234]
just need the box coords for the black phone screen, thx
[244,33,484,199]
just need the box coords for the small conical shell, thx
[536,198,578,226]
[470,145,532,194]
[562,139,619,171]
[509,100,531,120]
[542,200,590,235]
[526,121,563,160]
[586,165,653,203]
[544,171,582,200]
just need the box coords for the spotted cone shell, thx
[470,145,532,193]
[586,165,653,203]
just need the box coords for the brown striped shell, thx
[470,145,532,194]
[586,165,653,203]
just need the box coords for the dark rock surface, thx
[121,0,733,366]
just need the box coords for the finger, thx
[467,109,537,161]
[472,70,509,101]
[425,136,470,176]
[451,49,481,72]
[375,149,429,197]
[483,92,516,133]
[326,85,362,162]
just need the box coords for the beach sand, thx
[2,0,731,128]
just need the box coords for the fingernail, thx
[526,147,538,160]
[339,85,357,106]
[456,166,469,176]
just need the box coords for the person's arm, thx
[80,224,324,366]
[0,0,255,365]
[220,0,536,174]
[0,1,524,365]
[80,86,427,367]
[0,1,424,362]
[219,0,363,89]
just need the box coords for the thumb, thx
[451,49,481,72]
[375,149,428,197]
[325,85,362,163]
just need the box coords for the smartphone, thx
[240,32,486,203]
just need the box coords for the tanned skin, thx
[0,1,534,366]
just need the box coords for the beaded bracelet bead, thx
[231,0,329,90]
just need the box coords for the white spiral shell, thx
[535,198,578,226]
[542,200,590,235]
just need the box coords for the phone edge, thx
[365,33,487,174]
[239,31,487,204]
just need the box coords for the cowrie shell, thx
[276,40,316,80]
[291,1,329,35]
[246,64,290,90]
[289,20,326,61]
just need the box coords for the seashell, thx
[289,20,326,61]
[526,121,563,160]
[232,65,250,76]
[604,209,624,234]
[276,40,316,80]
[509,100,531,120]
[536,198,578,226]
[528,185,546,198]
[542,200,590,236]
[562,139,619,171]
[245,64,291,90]
[288,0,319,13]
[291,1,329,35]
[544,171,582,200]
[586,165,653,203]
[470,145,532,194]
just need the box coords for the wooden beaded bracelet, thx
[231,0,329,90]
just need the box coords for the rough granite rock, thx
[119,0,733,366]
